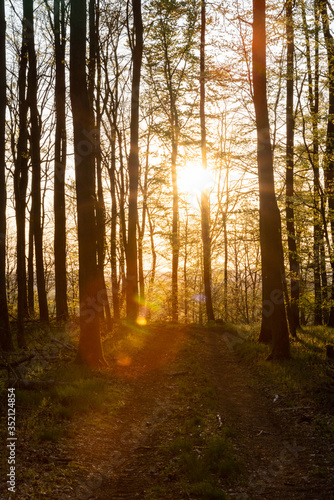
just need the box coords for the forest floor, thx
[1,323,334,499]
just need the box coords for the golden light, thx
[116,354,132,366]
[136,316,147,326]
[178,162,214,195]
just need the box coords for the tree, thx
[0,0,13,351]
[285,0,300,330]
[54,0,68,322]
[301,0,323,325]
[145,0,198,322]
[89,0,112,326]
[126,0,143,321]
[253,0,290,359]
[319,0,334,327]
[14,3,30,348]
[200,0,214,322]
[26,0,49,323]
[70,0,105,366]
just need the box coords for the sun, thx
[178,163,214,195]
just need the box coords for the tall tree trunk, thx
[320,238,329,323]
[200,0,214,322]
[94,0,112,327]
[285,0,299,331]
[137,131,150,312]
[28,207,34,316]
[171,107,179,323]
[147,208,156,292]
[223,212,228,321]
[253,0,290,360]
[302,0,322,324]
[313,0,322,325]
[54,0,68,322]
[184,209,189,322]
[70,0,105,367]
[118,131,127,316]
[0,0,13,351]
[319,0,334,327]
[126,0,143,322]
[109,137,120,321]
[14,7,30,348]
[26,0,49,323]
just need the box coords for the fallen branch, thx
[50,337,76,352]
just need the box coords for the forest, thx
[1,0,334,363]
[1,0,334,498]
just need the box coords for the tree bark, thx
[302,0,322,325]
[14,6,30,348]
[313,0,322,325]
[319,0,334,327]
[26,0,49,323]
[170,96,179,323]
[138,140,149,307]
[0,0,13,351]
[109,139,120,321]
[70,0,105,367]
[200,0,214,322]
[126,0,143,322]
[54,0,68,322]
[253,0,290,359]
[94,0,112,327]
[28,206,34,316]
[285,0,299,331]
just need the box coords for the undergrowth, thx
[233,324,334,438]
[145,331,243,499]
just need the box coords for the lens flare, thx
[136,316,147,326]
[116,355,132,367]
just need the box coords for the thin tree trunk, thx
[253,0,290,360]
[319,0,334,327]
[302,0,322,324]
[28,210,34,316]
[109,138,120,321]
[285,0,299,332]
[118,132,127,316]
[0,0,13,351]
[200,0,214,322]
[70,0,105,367]
[147,208,156,291]
[94,0,112,327]
[137,141,148,307]
[26,0,49,323]
[320,238,329,323]
[14,7,30,348]
[223,212,228,321]
[54,0,68,322]
[313,0,322,325]
[171,113,179,323]
[126,0,143,322]
[184,209,188,322]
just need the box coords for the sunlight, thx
[136,316,147,326]
[116,354,132,367]
[178,162,214,196]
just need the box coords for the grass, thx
[145,331,243,499]
[233,324,334,437]
[0,323,133,498]
[14,365,128,447]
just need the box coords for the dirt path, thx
[59,326,188,500]
[203,331,334,499]
[58,327,334,500]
